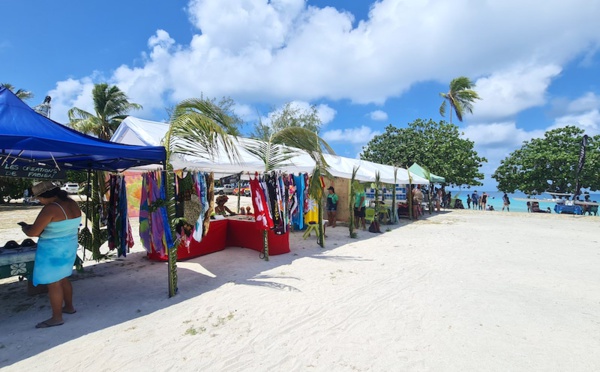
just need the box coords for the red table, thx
[226,218,290,255]
[147,217,290,261]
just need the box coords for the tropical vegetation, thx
[439,76,481,123]
[492,126,600,194]
[361,119,487,186]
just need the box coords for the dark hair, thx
[38,187,70,200]
[328,187,335,193]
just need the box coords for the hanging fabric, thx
[192,171,209,242]
[293,174,305,229]
[138,171,174,255]
[107,174,134,257]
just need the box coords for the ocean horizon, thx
[447,190,600,214]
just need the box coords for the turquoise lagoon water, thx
[448,190,600,214]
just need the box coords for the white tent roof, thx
[111,116,429,185]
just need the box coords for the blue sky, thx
[3,0,600,189]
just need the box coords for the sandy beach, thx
[1,204,599,371]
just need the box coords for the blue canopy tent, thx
[0,87,166,171]
[0,87,173,295]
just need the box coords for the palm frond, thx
[439,99,447,117]
[244,140,297,172]
[173,98,238,135]
[167,114,239,163]
[271,126,335,176]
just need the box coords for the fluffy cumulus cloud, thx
[322,126,380,144]
[549,92,600,134]
[50,0,600,111]
[471,64,562,121]
[369,110,388,121]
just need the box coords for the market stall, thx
[0,88,167,287]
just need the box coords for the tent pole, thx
[83,168,91,261]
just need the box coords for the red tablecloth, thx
[226,219,290,255]
[147,219,228,261]
[147,217,289,261]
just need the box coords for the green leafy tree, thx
[1,83,34,101]
[361,119,487,187]
[439,76,481,123]
[68,83,142,260]
[492,126,600,194]
[252,102,322,139]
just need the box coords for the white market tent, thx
[111,116,429,185]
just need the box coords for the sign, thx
[219,174,240,185]
[0,163,67,180]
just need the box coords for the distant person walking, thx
[467,194,471,209]
[472,190,479,210]
[502,192,510,212]
[435,187,442,212]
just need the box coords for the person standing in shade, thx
[467,194,472,209]
[326,186,339,227]
[502,192,511,212]
[20,181,82,329]
[354,186,366,230]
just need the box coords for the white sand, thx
[1,209,599,371]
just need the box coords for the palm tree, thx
[1,83,34,101]
[439,77,481,123]
[162,99,241,296]
[68,83,142,260]
[68,83,142,140]
[244,126,334,253]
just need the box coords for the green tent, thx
[408,163,445,183]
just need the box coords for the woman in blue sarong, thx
[21,181,81,329]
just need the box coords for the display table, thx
[0,247,36,280]
[147,216,290,261]
[226,217,290,255]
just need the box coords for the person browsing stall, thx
[354,186,367,230]
[326,186,338,227]
[214,195,236,216]
[20,181,82,329]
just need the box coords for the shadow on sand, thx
[0,215,440,368]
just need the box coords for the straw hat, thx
[32,181,59,197]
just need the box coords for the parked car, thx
[233,183,251,197]
[61,183,79,194]
[214,184,235,195]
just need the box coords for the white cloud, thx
[548,92,600,134]
[551,110,600,134]
[471,64,562,121]
[369,110,388,121]
[48,0,600,125]
[463,121,545,149]
[322,126,380,144]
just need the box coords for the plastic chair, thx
[365,208,375,223]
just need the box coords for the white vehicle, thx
[214,184,235,195]
[61,183,79,194]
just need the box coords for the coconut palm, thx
[68,83,142,140]
[439,76,480,123]
[161,99,242,295]
[244,126,334,252]
[1,83,34,101]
